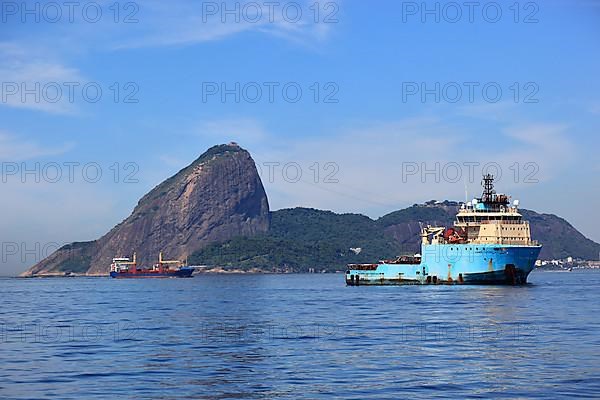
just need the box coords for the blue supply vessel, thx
[346,175,542,285]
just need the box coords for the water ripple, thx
[1,271,600,398]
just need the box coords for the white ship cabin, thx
[421,175,538,246]
[110,255,136,272]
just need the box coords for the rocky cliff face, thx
[23,143,270,276]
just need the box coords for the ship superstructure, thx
[346,175,542,285]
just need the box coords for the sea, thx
[1,270,600,399]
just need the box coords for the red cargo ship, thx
[110,252,194,278]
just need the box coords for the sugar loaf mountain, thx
[23,143,600,276]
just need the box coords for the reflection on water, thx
[1,271,600,399]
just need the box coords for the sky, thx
[1,0,599,275]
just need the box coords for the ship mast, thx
[478,174,509,208]
[481,174,495,203]
[158,252,182,273]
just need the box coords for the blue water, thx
[1,271,600,399]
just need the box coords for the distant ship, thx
[346,175,542,285]
[110,252,194,278]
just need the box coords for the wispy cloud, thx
[0,42,83,114]
[4,0,337,53]
[109,0,337,49]
[457,101,520,121]
[0,130,73,161]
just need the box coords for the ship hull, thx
[346,244,541,286]
[110,268,194,279]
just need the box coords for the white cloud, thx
[3,0,336,55]
[105,0,337,49]
[0,130,73,161]
[0,43,84,114]
[457,101,519,121]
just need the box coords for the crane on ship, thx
[157,252,184,273]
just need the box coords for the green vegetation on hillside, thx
[189,208,403,271]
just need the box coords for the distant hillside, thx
[190,202,600,272]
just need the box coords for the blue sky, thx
[1,0,599,274]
